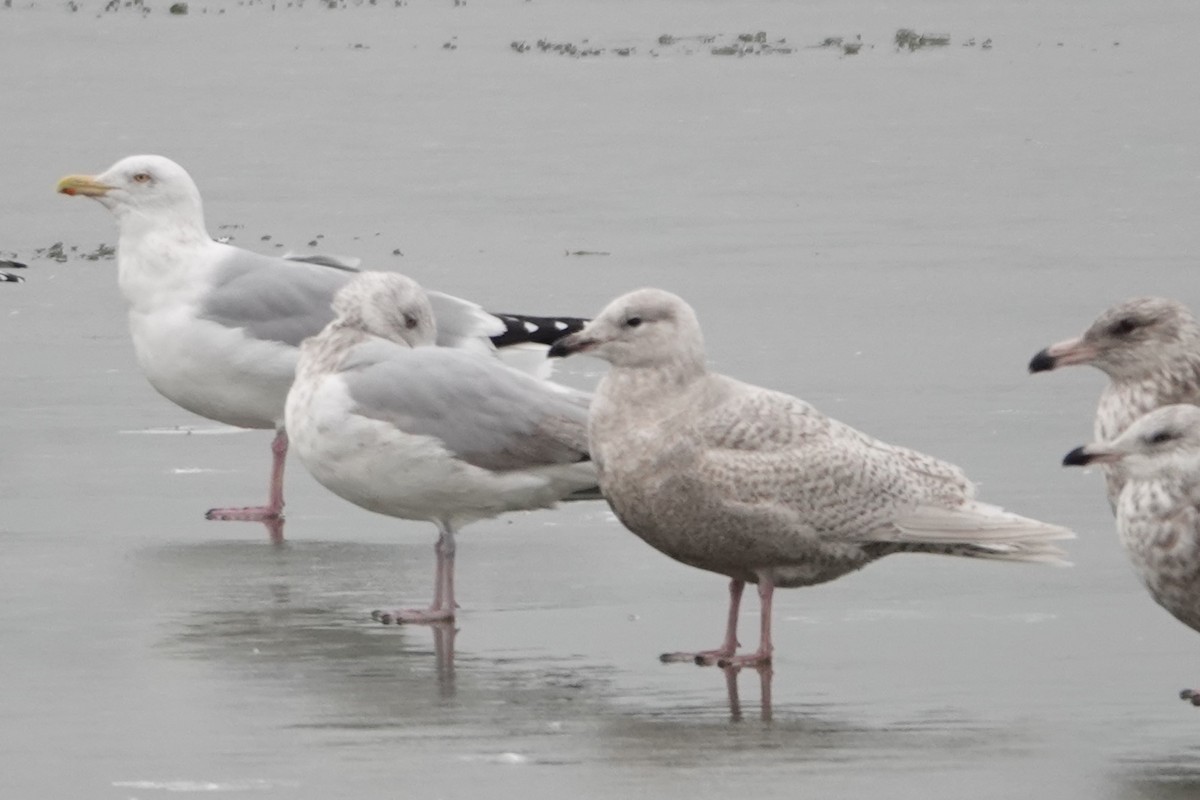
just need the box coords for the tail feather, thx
[489,313,590,379]
[490,313,589,349]
[878,540,1072,566]
[879,502,1075,566]
[563,485,603,502]
[281,252,362,271]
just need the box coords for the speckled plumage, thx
[1031,297,1200,508]
[553,288,1073,665]
[1065,404,1200,699]
[1118,476,1200,634]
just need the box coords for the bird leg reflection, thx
[260,517,285,545]
[432,622,457,694]
[723,663,774,722]
[205,428,288,524]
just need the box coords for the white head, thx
[331,271,436,348]
[1030,297,1200,381]
[1063,404,1200,480]
[58,154,207,238]
[548,287,705,373]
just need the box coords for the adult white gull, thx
[1029,297,1200,509]
[1064,404,1200,704]
[57,155,586,524]
[286,271,597,623]
[550,288,1074,667]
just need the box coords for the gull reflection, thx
[260,517,285,545]
[430,622,457,697]
[722,663,773,722]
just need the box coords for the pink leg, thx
[431,536,446,611]
[717,574,774,668]
[441,526,457,614]
[661,579,744,665]
[373,524,458,625]
[205,428,288,523]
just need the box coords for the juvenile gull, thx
[1029,297,1200,508]
[1063,404,1200,704]
[286,272,597,623]
[550,288,1073,667]
[57,155,586,524]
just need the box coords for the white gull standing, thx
[287,271,597,623]
[550,288,1074,667]
[1029,297,1200,509]
[1063,404,1200,704]
[57,155,586,527]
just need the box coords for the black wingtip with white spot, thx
[489,313,589,349]
[1,260,27,282]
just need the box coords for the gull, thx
[286,271,597,623]
[1063,403,1200,704]
[1029,297,1200,509]
[56,155,585,524]
[549,288,1073,667]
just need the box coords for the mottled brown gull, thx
[1029,297,1200,509]
[286,272,597,624]
[57,155,585,527]
[1063,404,1200,704]
[550,288,1074,667]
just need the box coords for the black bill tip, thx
[1062,446,1092,467]
[1029,348,1057,374]
[548,337,575,359]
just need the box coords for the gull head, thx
[1030,297,1199,380]
[58,154,205,230]
[332,271,436,348]
[1063,403,1200,479]
[549,287,704,370]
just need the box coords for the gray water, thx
[4,0,1200,797]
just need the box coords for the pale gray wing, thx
[425,290,506,352]
[343,345,590,471]
[694,378,974,535]
[281,252,362,271]
[200,248,354,347]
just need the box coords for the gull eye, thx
[1108,317,1138,337]
[1149,430,1174,445]
[625,316,643,328]
[403,314,419,330]
[131,172,152,184]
